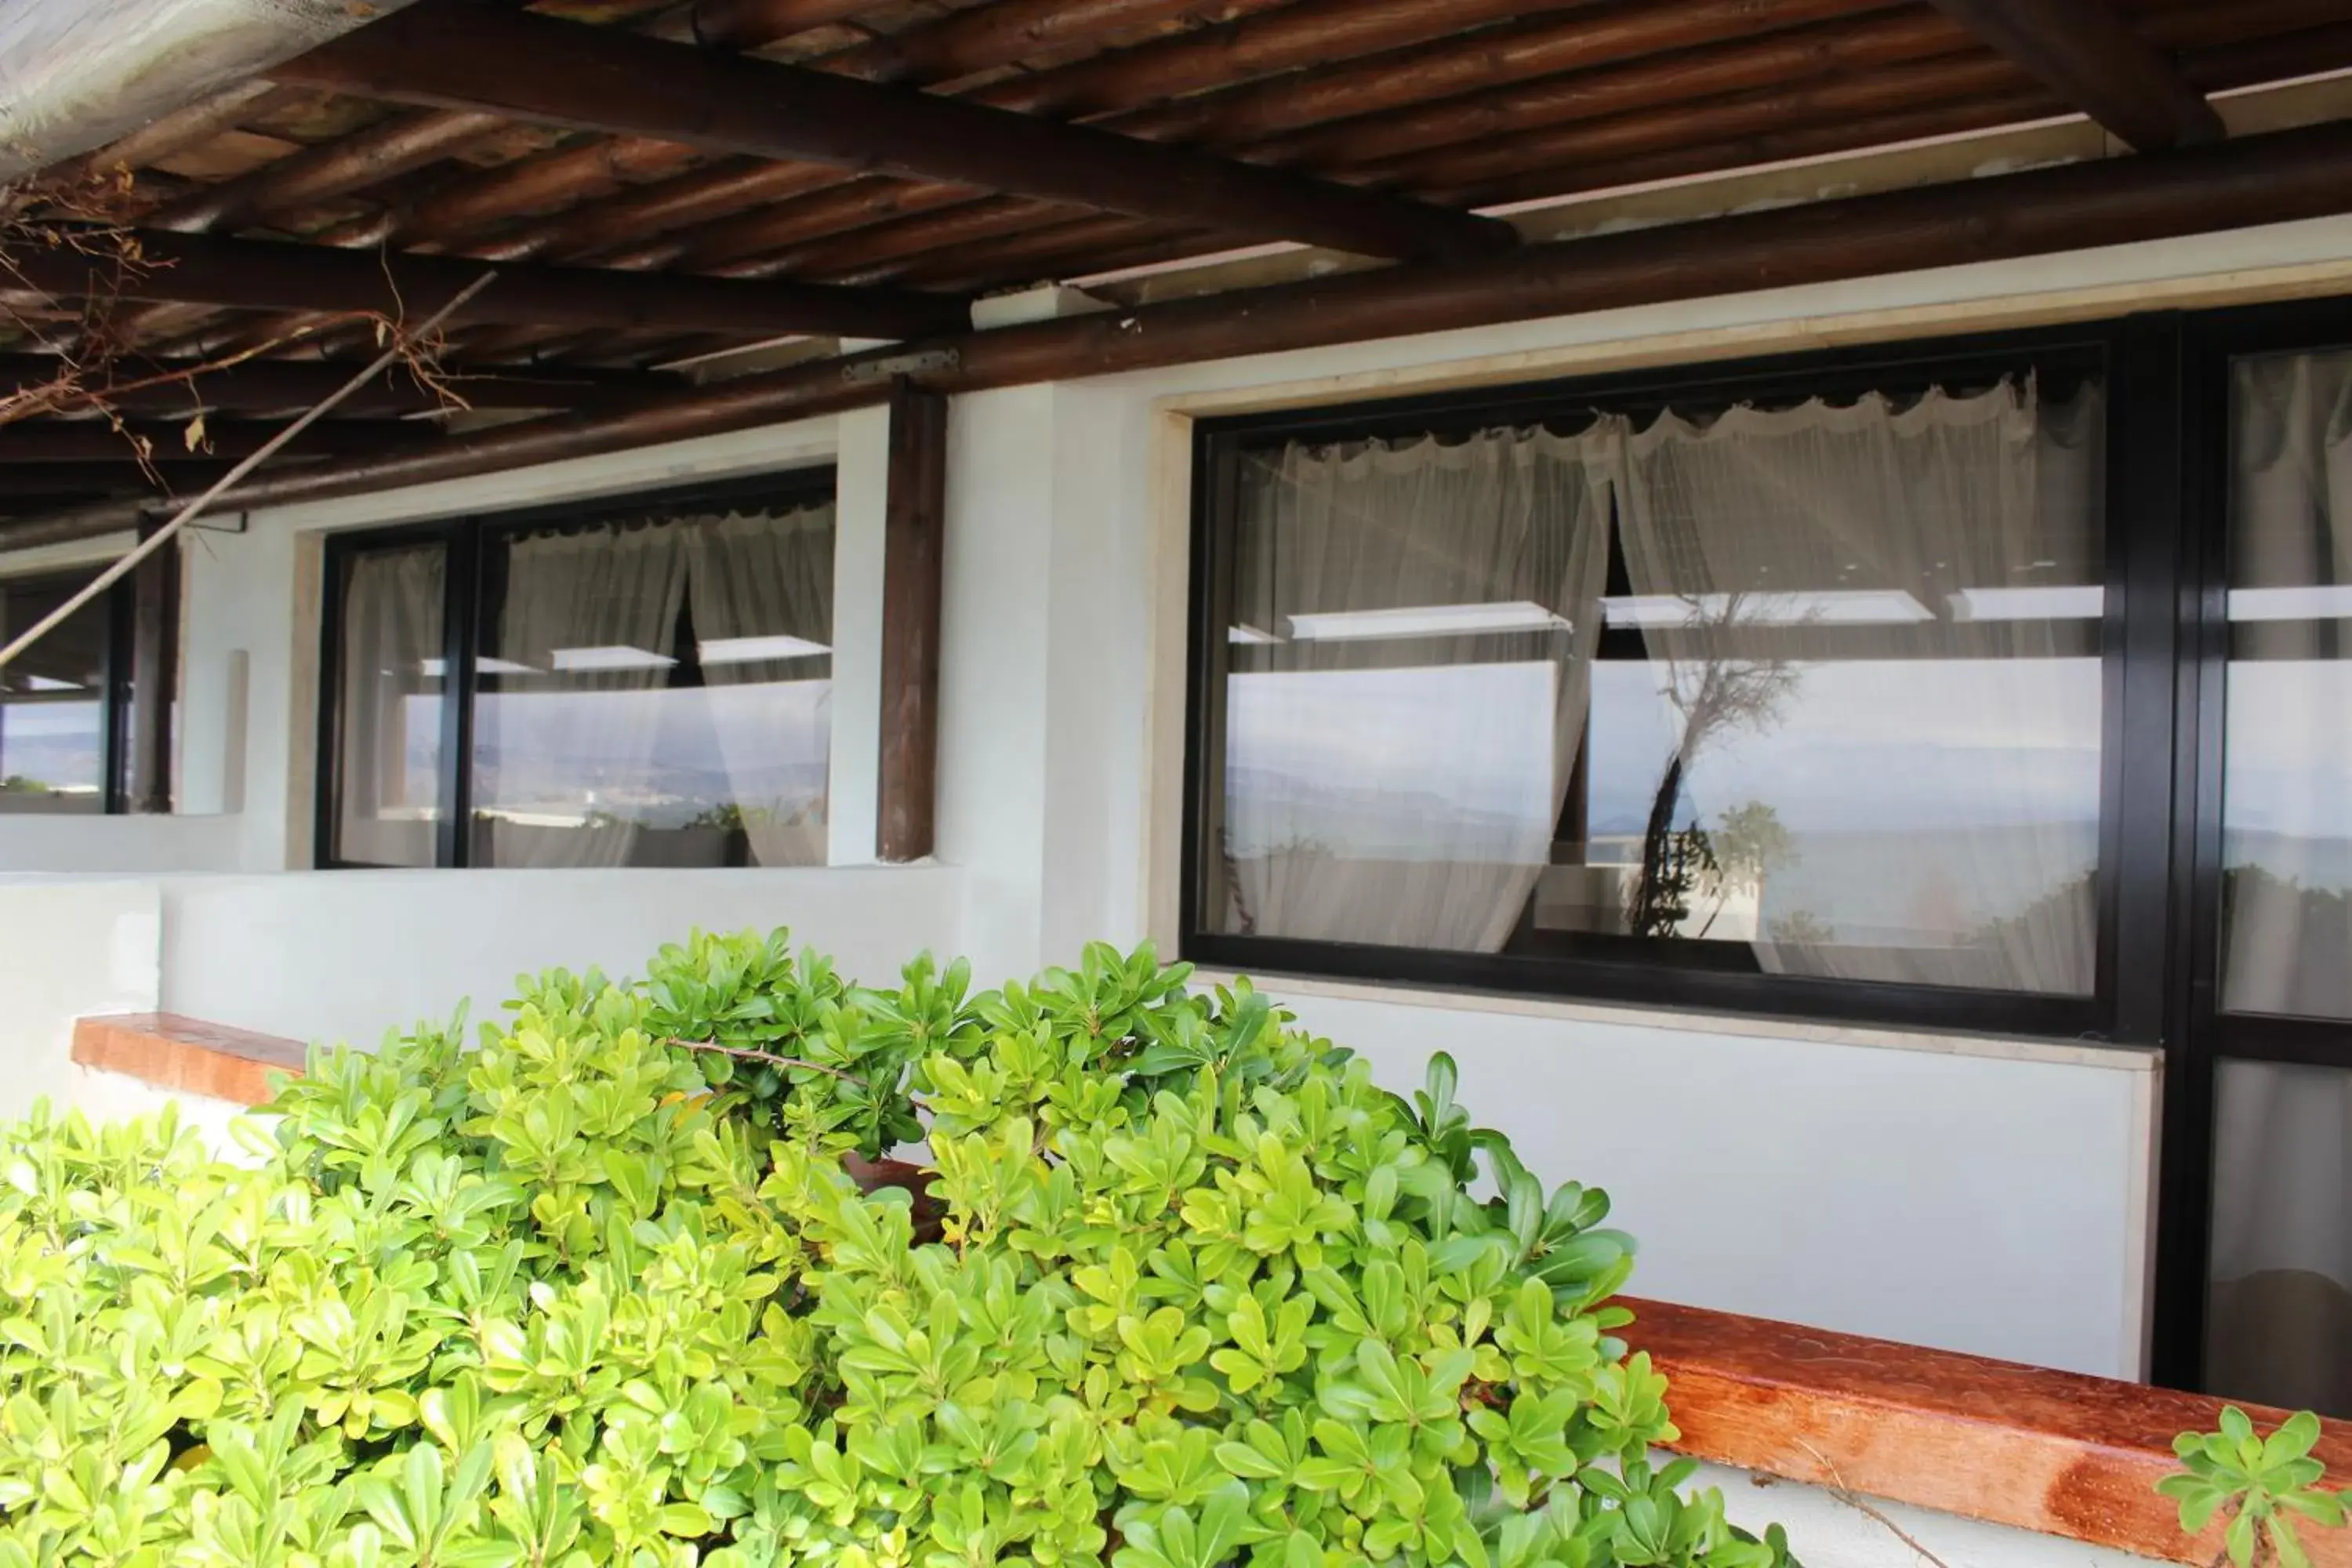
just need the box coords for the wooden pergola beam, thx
[274,0,1515,263]
[0,352,659,415]
[0,418,431,463]
[178,118,2352,516]
[10,228,970,340]
[1924,0,2225,151]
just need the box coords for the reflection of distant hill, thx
[2227,830,2352,895]
[1223,768,1549,860]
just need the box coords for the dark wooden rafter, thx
[878,380,946,864]
[711,0,2308,292]
[0,353,661,415]
[9,227,969,339]
[334,0,1299,259]
[0,419,433,463]
[271,0,1518,263]
[612,0,1880,278]
[62,118,2352,525]
[1925,0,2226,150]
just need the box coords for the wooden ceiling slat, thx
[1110,0,1902,152]
[273,0,1517,263]
[12,227,970,339]
[147,107,510,234]
[99,118,2352,523]
[1243,5,1976,173]
[1926,0,2226,151]
[1361,0,2336,201]
[389,0,1582,271]
[654,0,1889,278]
[342,0,1266,261]
[674,5,1976,291]
[798,0,2342,293]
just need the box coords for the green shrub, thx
[0,931,1792,1568]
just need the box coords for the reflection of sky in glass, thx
[1223,654,2105,938]
[1224,662,1555,860]
[0,699,105,793]
[2224,663,2352,851]
[1591,657,2105,835]
[2220,658,2352,907]
[470,681,831,825]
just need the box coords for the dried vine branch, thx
[0,165,474,475]
[0,270,499,674]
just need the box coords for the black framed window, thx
[2188,323,2352,1417]
[1185,331,2124,1040]
[319,470,837,869]
[0,568,128,815]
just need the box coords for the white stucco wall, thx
[0,812,248,874]
[1697,1461,2166,1568]
[1244,976,2155,1377]
[0,878,160,1122]
[15,212,2352,1381]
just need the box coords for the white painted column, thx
[826,405,889,866]
[930,378,1158,982]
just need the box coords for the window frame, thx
[314,466,839,870]
[2148,294,2352,1391]
[0,564,138,815]
[1181,319,2162,1044]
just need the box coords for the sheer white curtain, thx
[482,521,689,869]
[2209,1060,2352,1417]
[2204,350,2352,1418]
[1614,378,2104,992]
[1221,426,1615,951]
[2220,348,2352,1018]
[336,545,444,867]
[686,503,836,866]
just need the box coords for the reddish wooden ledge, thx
[71,1012,307,1107]
[1622,1296,2352,1566]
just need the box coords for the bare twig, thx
[0,270,500,675]
[1792,1437,1956,1568]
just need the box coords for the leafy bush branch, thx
[0,929,1798,1568]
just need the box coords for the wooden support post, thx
[876,380,946,863]
[119,521,179,814]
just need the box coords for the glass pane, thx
[2207,1058,2352,1417]
[0,572,109,813]
[2220,349,2352,1018]
[332,544,446,866]
[1213,374,2107,993]
[470,502,833,869]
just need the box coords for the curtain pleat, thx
[336,545,444,867]
[1613,379,2104,993]
[685,503,836,866]
[1221,426,1616,952]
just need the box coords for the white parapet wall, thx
[0,812,249,876]
[1700,1461,2171,1568]
[0,877,162,1122]
[156,863,965,1048]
